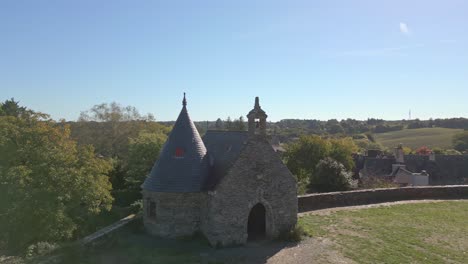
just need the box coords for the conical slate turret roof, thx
[142,94,209,192]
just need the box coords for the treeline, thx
[264,118,468,142]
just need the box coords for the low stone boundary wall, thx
[298,185,468,212]
[81,214,139,245]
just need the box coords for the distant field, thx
[374,127,463,149]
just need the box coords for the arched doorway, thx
[247,203,266,240]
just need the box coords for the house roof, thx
[202,130,249,189]
[141,94,209,192]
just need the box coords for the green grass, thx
[299,201,468,264]
[374,127,463,149]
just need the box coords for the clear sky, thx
[1,0,467,122]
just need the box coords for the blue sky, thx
[1,0,467,121]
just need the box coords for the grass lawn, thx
[373,127,463,149]
[299,201,468,264]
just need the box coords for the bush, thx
[130,200,143,214]
[278,225,306,242]
[309,158,353,192]
[26,242,59,258]
[453,131,468,152]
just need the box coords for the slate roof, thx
[141,95,209,193]
[202,130,249,190]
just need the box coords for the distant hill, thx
[374,127,464,149]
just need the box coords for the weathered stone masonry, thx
[141,95,297,246]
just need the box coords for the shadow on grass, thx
[50,219,298,264]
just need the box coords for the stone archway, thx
[247,203,266,240]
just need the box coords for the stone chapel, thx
[141,94,297,246]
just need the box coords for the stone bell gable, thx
[201,135,298,246]
[141,95,297,247]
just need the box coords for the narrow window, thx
[147,199,156,219]
[175,147,185,158]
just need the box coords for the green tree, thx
[310,158,353,192]
[0,98,46,119]
[452,131,468,152]
[232,116,246,131]
[73,103,169,191]
[0,98,27,117]
[285,135,357,193]
[285,135,331,179]
[125,131,167,192]
[225,116,233,130]
[0,116,113,250]
[329,138,358,170]
[215,118,224,130]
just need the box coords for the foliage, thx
[407,119,426,129]
[214,118,223,129]
[402,146,413,155]
[78,102,154,122]
[415,146,432,155]
[0,98,28,118]
[124,131,167,197]
[278,225,305,242]
[310,158,353,192]
[71,102,169,159]
[70,103,170,196]
[232,116,246,131]
[26,242,59,258]
[431,147,444,154]
[0,98,47,119]
[452,131,468,152]
[0,116,113,250]
[285,135,357,193]
[373,124,404,133]
[225,116,233,130]
[326,119,344,134]
[285,135,331,183]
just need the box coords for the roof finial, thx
[182,92,187,107]
[255,96,260,109]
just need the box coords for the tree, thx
[0,98,27,117]
[73,102,168,158]
[285,135,357,192]
[0,116,113,250]
[285,135,331,179]
[125,131,167,192]
[310,158,353,192]
[453,131,468,152]
[415,146,432,155]
[328,137,358,170]
[225,116,233,130]
[0,98,46,119]
[232,116,246,131]
[215,118,224,130]
[78,102,154,122]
